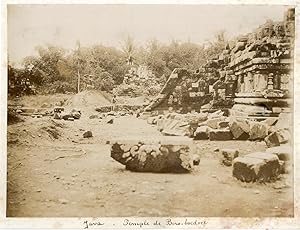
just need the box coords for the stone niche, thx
[236,69,291,95]
[253,71,268,92]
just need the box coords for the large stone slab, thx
[209,129,233,141]
[232,152,281,182]
[111,139,197,173]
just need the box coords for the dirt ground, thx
[6,93,294,217]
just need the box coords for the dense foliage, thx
[8,33,227,97]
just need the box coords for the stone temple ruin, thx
[145,8,294,116]
[110,9,294,183]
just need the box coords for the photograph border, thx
[1,0,299,229]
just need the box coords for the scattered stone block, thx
[209,129,233,141]
[265,132,280,148]
[232,152,281,182]
[83,131,93,138]
[218,120,229,129]
[95,105,113,113]
[119,111,127,116]
[107,117,114,124]
[229,120,250,140]
[267,126,277,135]
[54,107,64,113]
[71,109,81,119]
[89,114,100,119]
[249,122,268,140]
[192,154,200,166]
[107,111,116,116]
[53,113,61,120]
[206,117,225,129]
[62,113,73,120]
[275,129,291,144]
[147,117,157,125]
[68,117,74,121]
[220,149,239,166]
[194,126,209,140]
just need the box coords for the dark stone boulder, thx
[265,132,280,148]
[83,131,93,138]
[229,119,250,140]
[232,152,281,183]
[62,113,73,120]
[111,141,198,173]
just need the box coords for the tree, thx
[121,35,136,65]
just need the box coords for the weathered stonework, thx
[111,139,198,173]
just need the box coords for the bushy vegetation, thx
[8,33,227,97]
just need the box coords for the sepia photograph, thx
[4,2,296,222]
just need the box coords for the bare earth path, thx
[7,115,293,217]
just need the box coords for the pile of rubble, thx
[147,111,208,137]
[143,109,292,181]
[53,107,81,121]
[146,110,292,148]
[146,108,291,141]
[95,104,143,113]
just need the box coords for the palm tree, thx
[121,35,136,66]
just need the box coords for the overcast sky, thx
[8,4,290,65]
